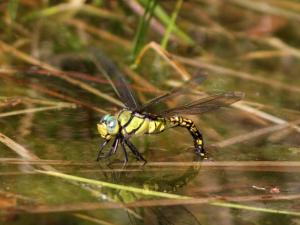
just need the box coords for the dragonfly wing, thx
[88,49,141,110]
[138,72,207,113]
[159,92,244,117]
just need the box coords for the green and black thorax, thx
[118,109,167,137]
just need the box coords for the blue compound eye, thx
[105,116,117,133]
[100,114,110,123]
[99,114,118,134]
[107,118,116,128]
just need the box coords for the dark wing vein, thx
[88,49,140,110]
[159,92,244,117]
[138,72,207,113]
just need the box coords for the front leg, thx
[97,140,110,161]
[121,138,129,165]
[98,137,120,160]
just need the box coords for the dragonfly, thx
[89,50,243,164]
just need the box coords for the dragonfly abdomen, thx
[169,116,205,156]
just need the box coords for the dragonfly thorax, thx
[97,114,120,140]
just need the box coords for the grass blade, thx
[160,0,183,49]
[131,0,157,61]
[36,170,191,200]
[139,0,194,45]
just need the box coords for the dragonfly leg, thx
[111,138,120,157]
[112,139,120,155]
[121,138,129,165]
[124,139,147,164]
[97,140,110,161]
[170,116,206,158]
[99,137,119,159]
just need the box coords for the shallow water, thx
[1,78,300,225]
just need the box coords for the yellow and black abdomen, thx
[117,110,167,138]
[169,116,205,156]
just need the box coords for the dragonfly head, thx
[97,114,120,140]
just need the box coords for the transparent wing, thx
[158,92,244,117]
[138,72,207,113]
[88,49,141,110]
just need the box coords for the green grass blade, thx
[139,0,194,45]
[160,0,183,49]
[131,0,157,62]
[211,201,300,217]
[36,170,191,199]
[7,0,19,20]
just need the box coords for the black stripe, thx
[145,118,166,134]
[120,111,135,130]
[154,120,157,131]
[121,111,146,132]
[133,111,146,119]
[128,117,145,135]
[156,119,165,132]
[169,116,179,127]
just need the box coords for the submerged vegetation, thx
[0,0,300,224]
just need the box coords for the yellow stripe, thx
[157,121,165,132]
[124,116,144,134]
[118,110,132,127]
[196,139,202,144]
[148,119,166,133]
[148,121,156,133]
[135,118,149,136]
